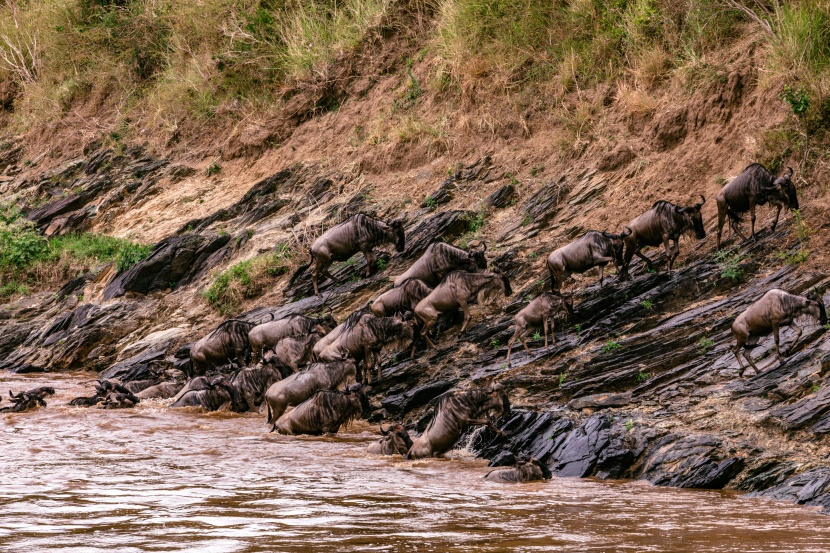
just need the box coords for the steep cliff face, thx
[1,11,829,513]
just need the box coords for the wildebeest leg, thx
[773,323,783,362]
[749,202,757,241]
[633,248,653,270]
[545,315,554,348]
[716,201,726,250]
[361,247,375,277]
[661,234,673,271]
[785,321,802,355]
[771,203,783,232]
[732,341,746,377]
[597,264,604,288]
[462,417,508,437]
[459,299,472,333]
[506,326,520,366]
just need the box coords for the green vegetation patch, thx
[203,244,293,315]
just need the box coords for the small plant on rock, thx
[602,340,621,353]
[639,299,654,310]
[699,337,714,353]
[635,371,652,383]
[624,419,635,432]
[491,338,501,349]
[532,331,542,341]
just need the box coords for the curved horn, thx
[480,241,487,253]
[622,226,633,237]
[784,166,794,178]
[379,422,390,435]
[698,195,706,205]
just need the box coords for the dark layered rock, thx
[640,434,745,488]
[103,233,231,299]
[751,468,830,512]
[486,184,515,209]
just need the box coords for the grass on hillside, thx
[0,207,152,300]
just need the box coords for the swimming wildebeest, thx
[506,292,571,366]
[136,380,185,400]
[189,319,255,376]
[621,196,706,277]
[265,332,325,374]
[414,270,512,349]
[249,313,338,365]
[370,278,433,317]
[393,241,487,288]
[731,289,827,376]
[546,229,631,293]
[70,380,135,407]
[273,385,371,435]
[99,391,140,409]
[289,213,406,296]
[170,375,247,412]
[318,313,414,383]
[230,364,282,411]
[406,384,510,459]
[264,360,357,430]
[716,164,799,249]
[484,452,552,483]
[0,387,55,413]
[367,422,414,455]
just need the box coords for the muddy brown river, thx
[3,373,830,552]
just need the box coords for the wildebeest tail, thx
[288,248,314,285]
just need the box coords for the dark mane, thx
[342,307,372,332]
[209,319,255,340]
[305,389,363,430]
[425,388,491,432]
[651,200,677,212]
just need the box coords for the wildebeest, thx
[289,213,405,296]
[312,308,370,360]
[716,164,799,249]
[265,332,324,373]
[70,380,134,407]
[506,292,570,366]
[406,384,510,459]
[249,313,338,365]
[546,229,631,293]
[264,360,357,430]
[367,422,414,455]
[318,313,414,383]
[189,319,255,376]
[393,241,487,288]
[273,385,371,435]
[484,452,552,483]
[99,391,140,409]
[170,375,246,412]
[731,289,827,376]
[230,364,282,411]
[621,196,706,276]
[414,270,512,348]
[0,387,55,413]
[371,278,433,317]
[136,380,184,400]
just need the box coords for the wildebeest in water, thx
[367,422,413,456]
[289,213,405,296]
[484,452,552,483]
[0,387,55,413]
[731,289,827,376]
[273,385,371,436]
[264,360,357,431]
[406,383,510,459]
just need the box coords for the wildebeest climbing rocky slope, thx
[1,19,830,512]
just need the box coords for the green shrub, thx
[714,248,745,281]
[115,242,153,271]
[639,299,654,310]
[699,337,714,353]
[0,221,49,268]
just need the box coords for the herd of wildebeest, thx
[2,163,828,483]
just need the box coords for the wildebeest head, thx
[773,167,799,210]
[487,382,511,421]
[346,384,372,419]
[390,219,406,252]
[379,421,414,451]
[602,226,632,266]
[466,241,488,270]
[675,195,706,240]
[491,267,513,298]
[805,291,828,326]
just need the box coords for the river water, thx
[2,372,830,553]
